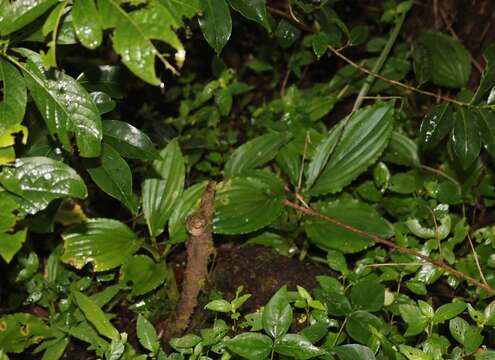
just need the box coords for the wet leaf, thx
[17,48,102,157]
[72,0,102,49]
[61,218,142,271]
[0,0,58,35]
[0,156,87,214]
[102,120,160,160]
[263,286,292,338]
[472,45,495,104]
[199,0,232,55]
[227,0,270,31]
[334,344,376,360]
[274,334,327,359]
[418,103,453,150]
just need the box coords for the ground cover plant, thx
[1,0,495,358]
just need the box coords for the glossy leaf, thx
[415,31,471,88]
[136,314,159,353]
[17,48,102,157]
[0,230,27,264]
[0,0,58,35]
[213,171,285,234]
[84,144,137,214]
[399,304,428,336]
[73,290,120,340]
[120,255,167,297]
[476,109,495,160]
[433,302,467,324]
[418,103,453,150]
[102,120,160,160]
[61,218,142,271]
[97,0,184,85]
[142,139,185,238]
[227,0,270,31]
[309,102,394,195]
[452,108,481,170]
[72,0,103,49]
[345,310,383,345]
[0,58,27,133]
[199,0,232,55]
[0,156,87,214]
[274,334,326,359]
[472,45,495,104]
[224,132,291,178]
[334,344,376,360]
[0,313,53,353]
[91,91,116,114]
[224,332,273,360]
[304,198,393,253]
[262,286,292,339]
[412,41,431,85]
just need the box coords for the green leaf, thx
[227,0,270,31]
[170,334,201,350]
[398,345,432,360]
[61,218,142,271]
[0,58,27,133]
[433,302,467,324]
[97,0,184,85]
[334,344,376,360]
[309,102,394,195]
[213,171,285,234]
[472,45,495,104]
[41,337,69,360]
[418,103,453,150]
[0,313,53,353]
[91,92,116,114]
[0,0,58,35]
[476,109,495,160]
[16,48,102,157]
[102,120,160,160]
[345,310,383,345]
[326,250,348,275]
[399,304,428,336]
[142,139,185,238]
[350,280,384,312]
[215,87,233,116]
[72,290,120,340]
[262,286,292,339]
[224,132,291,178]
[305,123,343,189]
[449,317,483,354]
[205,299,232,313]
[304,198,393,253]
[72,0,103,49]
[136,314,159,353]
[199,0,232,55]
[415,31,471,88]
[84,143,137,214]
[484,300,495,326]
[120,255,167,297]
[274,334,326,359]
[224,332,273,360]
[384,131,420,167]
[412,41,431,85]
[168,181,208,244]
[451,108,481,170]
[0,156,87,214]
[0,230,27,264]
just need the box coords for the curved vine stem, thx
[283,199,495,297]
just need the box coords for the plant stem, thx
[283,199,495,296]
[352,10,407,111]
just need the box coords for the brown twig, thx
[327,46,470,107]
[158,181,217,341]
[283,199,495,296]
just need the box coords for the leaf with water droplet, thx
[0,157,87,214]
[72,0,103,49]
[16,48,102,157]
